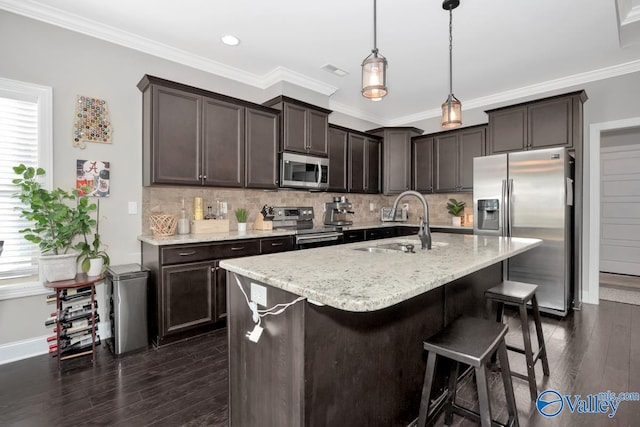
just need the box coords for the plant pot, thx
[87,257,104,277]
[237,222,247,234]
[40,252,78,282]
[452,216,462,227]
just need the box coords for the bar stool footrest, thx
[505,344,546,364]
[452,403,516,427]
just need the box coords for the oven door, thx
[295,232,343,250]
[280,152,329,189]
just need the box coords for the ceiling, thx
[2,0,640,126]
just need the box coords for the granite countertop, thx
[138,222,472,245]
[220,233,542,312]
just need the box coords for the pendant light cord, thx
[373,0,378,54]
[448,6,453,98]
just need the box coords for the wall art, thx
[72,95,112,148]
[76,159,110,197]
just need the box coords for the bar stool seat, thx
[485,280,550,401]
[418,317,519,427]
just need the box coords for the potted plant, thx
[12,164,96,282]
[446,198,466,226]
[234,207,248,233]
[75,200,110,276]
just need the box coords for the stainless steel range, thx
[271,206,343,249]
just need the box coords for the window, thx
[0,77,52,296]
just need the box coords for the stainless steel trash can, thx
[106,264,149,355]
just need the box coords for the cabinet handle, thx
[231,247,245,251]
[203,175,207,180]
[270,242,284,247]
[179,251,197,256]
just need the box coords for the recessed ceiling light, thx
[221,35,240,46]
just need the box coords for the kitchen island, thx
[220,233,541,426]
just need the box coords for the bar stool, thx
[485,280,550,401]
[417,317,519,427]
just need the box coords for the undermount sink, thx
[354,240,448,253]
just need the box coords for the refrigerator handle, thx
[507,178,514,237]
[501,179,508,237]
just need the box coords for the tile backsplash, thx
[142,187,473,233]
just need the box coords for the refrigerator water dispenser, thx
[477,199,499,230]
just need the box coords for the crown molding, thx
[385,59,640,126]
[0,0,336,96]
[329,100,388,126]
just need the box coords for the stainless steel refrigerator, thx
[473,147,574,316]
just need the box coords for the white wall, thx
[1,8,639,359]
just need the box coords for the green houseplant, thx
[446,198,466,226]
[234,207,249,233]
[12,164,96,281]
[75,199,110,276]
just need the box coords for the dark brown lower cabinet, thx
[161,261,216,336]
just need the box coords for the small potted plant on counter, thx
[76,200,110,276]
[12,164,96,281]
[235,207,249,234]
[446,198,466,227]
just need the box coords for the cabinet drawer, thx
[161,239,261,265]
[365,227,396,240]
[210,239,260,259]
[260,236,294,254]
[161,244,216,265]
[343,229,365,243]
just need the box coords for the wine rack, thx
[44,274,104,368]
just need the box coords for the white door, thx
[600,132,640,276]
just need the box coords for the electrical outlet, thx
[369,202,375,212]
[251,282,267,307]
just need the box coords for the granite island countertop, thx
[220,232,542,312]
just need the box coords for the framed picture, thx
[76,160,110,197]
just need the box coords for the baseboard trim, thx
[0,321,112,365]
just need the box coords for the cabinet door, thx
[458,127,485,191]
[202,97,244,187]
[382,130,411,194]
[161,261,215,336]
[413,136,434,193]
[488,107,527,154]
[245,108,279,189]
[434,134,459,193]
[282,102,308,153]
[348,134,366,193]
[528,97,573,150]
[365,138,380,194]
[328,127,348,192]
[151,86,202,185]
[307,109,329,156]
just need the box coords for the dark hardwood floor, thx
[1,300,638,426]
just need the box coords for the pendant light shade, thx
[362,0,388,100]
[441,0,462,128]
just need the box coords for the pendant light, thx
[362,0,388,101]
[441,0,462,128]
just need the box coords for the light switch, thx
[128,201,137,215]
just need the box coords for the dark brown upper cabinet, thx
[263,96,331,157]
[348,133,380,194]
[138,75,279,189]
[327,125,349,192]
[367,127,423,195]
[412,135,434,194]
[434,125,486,193]
[486,91,588,155]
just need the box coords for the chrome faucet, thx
[391,190,432,250]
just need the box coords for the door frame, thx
[586,117,640,304]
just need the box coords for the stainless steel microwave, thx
[280,152,329,190]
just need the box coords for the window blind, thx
[0,97,40,279]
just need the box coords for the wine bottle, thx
[59,314,100,331]
[59,334,101,356]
